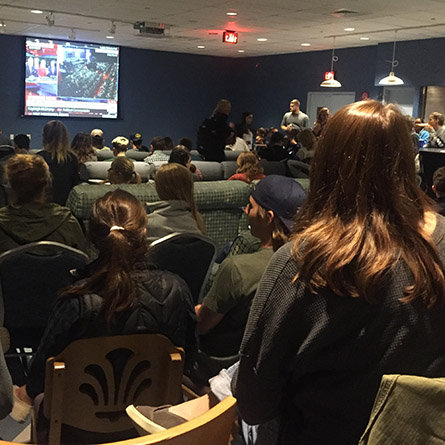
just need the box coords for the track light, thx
[69,29,76,41]
[46,11,55,27]
[109,21,116,35]
[0,21,5,33]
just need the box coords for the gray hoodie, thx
[0,202,86,254]
[146,200,202,243]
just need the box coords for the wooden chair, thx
[35,334,185,445]
[125,394,237,445]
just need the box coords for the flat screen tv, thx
[25,38,119,118]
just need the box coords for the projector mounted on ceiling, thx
[133,21,170,38]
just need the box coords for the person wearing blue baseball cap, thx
[195,175,306,378]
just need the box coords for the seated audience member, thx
[13,190,197,440]
[415,118,430,148]
[425,112,445,148]
[71,132,97,164]
[0,154,86,253]
[106,157,141,185]
[169,147,202,180]
[178,137,193,152]
[111,136,129,157]
[255,128,267,145]
[13,134,30,154]
[147,164,205,242]
[257,132,288,161]
[312,106,330,138]
[433,167,445,215]
[38,120,79,206]
[129,133,149,152]
[225,134,249,152]
[296,128,316,163]
[196,176,306,361]
[228,152,265,184]
[163,137,175,151]
[90,129,111,152]
[234,100,445,445]
[144,136,170,164]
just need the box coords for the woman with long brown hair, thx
[14,190,197,437]
[38,120,79,205]
[234,100,445,445]
[71,132,97,164]
[147,163,205,242]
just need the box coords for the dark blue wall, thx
[0,34,239,148]
[1,34,445,147]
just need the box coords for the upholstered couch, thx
[79,161,156,182]
[66,181,251,250]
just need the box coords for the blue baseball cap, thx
[251,175,306,233]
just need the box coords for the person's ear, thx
[267,210,274,224]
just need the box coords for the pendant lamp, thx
[321,37,342,88]
[379,30,404,85]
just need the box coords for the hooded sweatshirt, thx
[0,202,86,254]
[146,200,203,243]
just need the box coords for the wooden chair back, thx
[43,334,184,444]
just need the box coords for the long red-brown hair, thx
[63,190,148,321]
[292,100,444,307]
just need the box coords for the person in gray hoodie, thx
[146,163,205,243]
[0,154,86,254]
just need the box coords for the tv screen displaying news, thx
[25,38,119,118]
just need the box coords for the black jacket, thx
[26,262,198,398]
[197,112,231,162]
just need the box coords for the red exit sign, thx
[223,31,238,44]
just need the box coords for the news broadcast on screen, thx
[25,38,119,119]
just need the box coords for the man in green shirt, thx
[196,175,306,359]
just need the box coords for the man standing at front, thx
[280,99,310,132]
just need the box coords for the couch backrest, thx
[79,161,155,182]
[66,181,251,249]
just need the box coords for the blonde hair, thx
[155,163,205,233]
[42,120,71,162]
[5,154,51,204]
[108,157,141,184]
[236,152,264,182]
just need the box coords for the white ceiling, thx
[1,0,445,57]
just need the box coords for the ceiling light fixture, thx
[109,20,116,35]
[360,37,370,40]
[30,10,43,14]
[378,30,404,86]
[257,38,268,42]
[301,43,311,47]
[46,11,55,26]
[226,12,237,16]
[344,27,355,31]
[0,20,5,33]
[197,45,205,48]
[69,29,76,40]
[106,35,114,39]
[238,49,245,53]
[320,37,342,88]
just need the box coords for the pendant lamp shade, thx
[378,31,404,86]
[321,37,341,88]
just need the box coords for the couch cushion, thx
[79,161,155,182]
[66,181,251,249]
